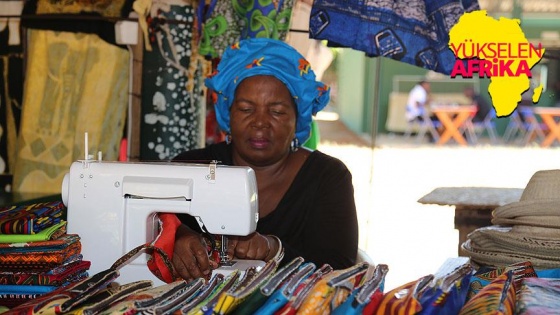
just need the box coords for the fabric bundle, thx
[462,169,560,269]
[0,201,90,308]
[0,201,64,234]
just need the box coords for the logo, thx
[448,10,545,117]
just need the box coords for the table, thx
[418,187,523,255]
[533,107,560,147]
[430,105,477,145]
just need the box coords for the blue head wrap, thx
[205,38,330,146]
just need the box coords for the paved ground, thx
[314,114,560,290]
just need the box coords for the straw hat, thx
[462,169,560,269]
[492,169,560,219]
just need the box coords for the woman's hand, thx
[172,224,217,281]
[227,232,279,261]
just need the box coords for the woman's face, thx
[230,75,297,167]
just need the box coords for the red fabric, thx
[147,213,181,283]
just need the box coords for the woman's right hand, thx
[172,224,217,281]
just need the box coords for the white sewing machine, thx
[63,154,263,285]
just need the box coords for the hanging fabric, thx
[308,0,481,75]
[139,0,207,160]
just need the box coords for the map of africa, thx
[449,10,544,117]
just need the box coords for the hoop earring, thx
[225,133,232,145]
[290,137,299,152]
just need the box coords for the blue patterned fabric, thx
[309,0,480,75]
[205,38,330,145]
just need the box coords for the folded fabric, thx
[0,234,82,271]
[375,274,434,315]
[0,284,57,294]
[187,270,242,315]
[0,233,80,254]
[213,258,283,315]
[331,264,388,315]
[3,268,119,314]
[0,260,90,286]
[272,264,333,315]
[0,221,67,243]
[296,262,370,314]
[0,201,64,234]
[516,277,560,314]
[178,274,225,314]
[230,257,305,315]
[62,280,153,315]
[252,262,315,315]
[0,293,42,309]
[466,261,537,301]
[459,271,516,315]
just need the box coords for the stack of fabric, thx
[462,169,560,269]
[0,201,90,308]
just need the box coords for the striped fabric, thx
[0,201,64,234]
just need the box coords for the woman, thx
[171,38,358,280]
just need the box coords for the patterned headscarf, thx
[205,38,330,146]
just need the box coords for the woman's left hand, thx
[227,232,278,261]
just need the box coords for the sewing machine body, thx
[64,159,259,285]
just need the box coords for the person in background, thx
[170,38,359,280]
[405,80,431,123]
[463,86,491,122]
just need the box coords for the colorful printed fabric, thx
[0,220,66,243]
[418,271,472,315]
[0,201,64,234]
[331,264,388,315]
[374,274,433,315]
[231,257,305,315]
[2,268,119,315]
[296,262,369,315]
[466,261,537,301]
[308,0,480,75]
[199,0,294,58]
[0,234,81,271]
[0,260,90,286]
[516,278,560,314]
[458,271,516,315]
[213,258,282,315]
[206,38,330,145]
[272,264,333,315]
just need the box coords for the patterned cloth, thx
[516,278,560,314]
[199,0,294,59]
[139,2,206,160]
[0,201,64,234]
[308,0,480,75]
[0,234,82,271]
[0,221,66,243]
[459,271,516,315]
[12,28,129,193]
[0,260,90,286]
[206,38,330,145]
